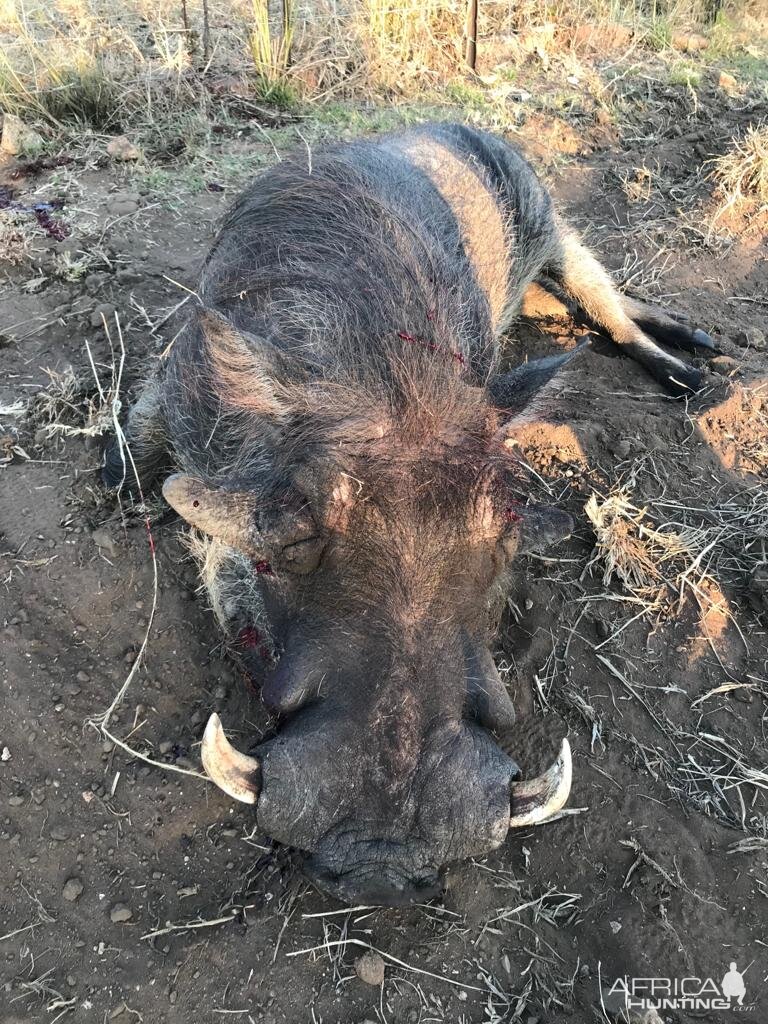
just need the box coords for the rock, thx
[736,327,766,351]
[91,527,118,556]
[355,950,385,986]
[51,826,69,841]
[1,746,10,762]
[710,355,739,375]
[1,113,44,156]
[671,32,708,52]
[106,194,140,217]
[110,902,133,923]
[84,272,110,294]
[158,740,174,755]
[90,304,116,329]
[63,877,84,902]
[116,267,141,284]
[106,135,141,162]
[747,565,768,614]
[717,70,739,94]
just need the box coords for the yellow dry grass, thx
[710,120,768,220]
[1,0,763,129]
[585,488,696,602]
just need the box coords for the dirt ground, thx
[1,59,768,1024]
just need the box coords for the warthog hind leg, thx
[619,294,717,355]
[546,225,709,396]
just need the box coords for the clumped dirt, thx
[1,85,767,1024]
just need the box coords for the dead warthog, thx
[104,124,712,904]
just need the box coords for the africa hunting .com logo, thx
[603,962,753,1013]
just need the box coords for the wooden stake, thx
[464,0,478,70]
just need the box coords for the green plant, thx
[445,80,488,110]
[668,62,701,87]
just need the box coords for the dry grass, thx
[585,487,706,608]
[0,0,763,134]
[709,120,768,225]
[30,362,114,439]
[0,210,37,263]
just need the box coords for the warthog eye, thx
[279,535,325,574]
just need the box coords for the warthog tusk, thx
[509,738,572,828]
[201,713,262,805]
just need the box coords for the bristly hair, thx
[161,124,558,483]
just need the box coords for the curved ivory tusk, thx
[201,713,262,805]
[509,738,572,828]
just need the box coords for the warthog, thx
[104,123,712,905]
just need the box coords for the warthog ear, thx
[488,339,590,414]
[199,307,289,419]
[503,503,574,557]
[162,474,265,557]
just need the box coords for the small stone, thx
[710,355,739,375]
[90,304,116,329]
[63,877,84,902]
[116,267,141,284]
[214,685,227,700]
[91,527,117,556]
[355,950,385,986]
[1,113,44,156]
[76,670,90,684]
[1,746,10,762]
[51,826,70,841]
[736,327,766,351]
[109,1004,127,1019]
[671,31,708,52]
[8,795,25,806]
[609,919,622,933]
[110,902,133,923]
[747,565,768,614]
[107,198,139,217]
[158,740,173,755]
[106,135,141,161]
[84,271,110,294]
[717,70,739,94]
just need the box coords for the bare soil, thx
[1,79,767,1024]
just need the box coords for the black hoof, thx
[691,328,716,352]
[101,438,126,488]
[663,363,704,397]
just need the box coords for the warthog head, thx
[161,309,577,905]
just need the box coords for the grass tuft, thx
[710,120,768,213]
